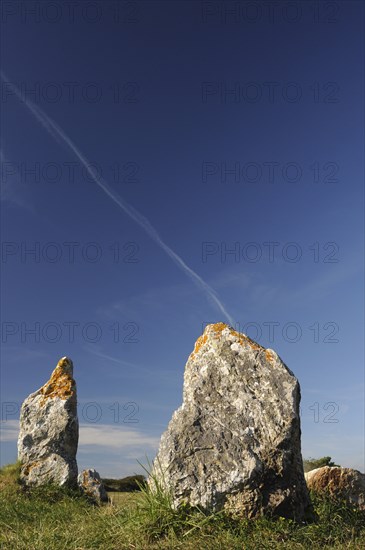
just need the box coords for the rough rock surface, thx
[78,469,108,502]
[152,323,312,520]
[305,466,365,510]
[18,357,78,486]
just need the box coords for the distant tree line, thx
[303,456,340,473]
[102,475,146,492]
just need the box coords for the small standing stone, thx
[18,357,78,486]
[78,469,108,502]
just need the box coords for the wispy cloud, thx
[97,278,206,324]
[83,346,141,369]
[1,347,50,363]
[0,71,234,326]
[0,420,160,476]
[79,423,159,451]
[83,346,177,381]
[0,420,19,442]
[0,149,33,211]
[276,261,362,307]
[1,420,159,449]
[207,257,362,316]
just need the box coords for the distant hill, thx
[102,475,146,492]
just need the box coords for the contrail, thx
[1,72,234,325]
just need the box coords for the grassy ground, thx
[107,491,140,507]
[1,463,365,549]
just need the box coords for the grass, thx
[1,462,365,549]
[107,491,140,507]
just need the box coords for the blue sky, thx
[1,0,364,477]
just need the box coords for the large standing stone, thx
[18,357,78,486]
[78,469,108,502]
[305,466,365,510]
[152,323,313,520]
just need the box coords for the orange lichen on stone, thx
[39,358,75,405]
[22,460,42,476]
[211,322,229,335]
[82,469,89,486]
[194,334,208,354]
[211,323,264,352]
[265,350,274,363]
[228,327,264,353]
[190,334,208,359]
[189,323,267,361]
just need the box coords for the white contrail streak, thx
[1,72,234,325]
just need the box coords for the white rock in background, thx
[78,468,108,502]
[18,357,78,486]
[152,323,313,521]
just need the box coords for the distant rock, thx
[305,466,365,510]
[78,469,108,502]
[152,323,313,520]
[18,357,78,486]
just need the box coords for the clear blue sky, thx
[1,0,364,477]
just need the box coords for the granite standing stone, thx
[152,323,313,520]
[18,357,78,486]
